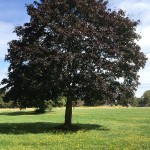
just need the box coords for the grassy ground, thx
[0,107,150,150]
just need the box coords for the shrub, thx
[35,100,53,113]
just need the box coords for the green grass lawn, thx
[0,107,150,150]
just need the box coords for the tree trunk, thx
[64,98,72,128]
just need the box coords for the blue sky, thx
[0,0,150,97]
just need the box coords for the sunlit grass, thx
[0,107,150,150]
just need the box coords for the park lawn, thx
[0,107,150,150]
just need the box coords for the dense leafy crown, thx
[1,0,147,106]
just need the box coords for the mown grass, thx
[0,107,150,150]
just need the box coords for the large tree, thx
[1,0,147,127]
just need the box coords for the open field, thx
[0,107,150,150]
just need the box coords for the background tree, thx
[1,0,147,128]
[140,90,150,107]
[127,97,142,107]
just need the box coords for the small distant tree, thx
[128,97,142,107]
[140,90,150,106]
[56,96,67,107]
[1,0,147,128]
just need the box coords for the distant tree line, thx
[0,90,150,108]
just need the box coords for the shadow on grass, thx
[0,122,109,134]
[0,110,55,116]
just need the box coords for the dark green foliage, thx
[84,98,105,106]
[0,0,147,126]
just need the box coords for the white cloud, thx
[118,1,149,11]
[146,53,150,60]
[109,0,150,25]
[0,65,8,87]
[0,21,16,86]
[0,21,17,59]
[0,67,7,78]
[136,53,150,97]
[137,26,150,53]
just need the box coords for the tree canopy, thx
[0,0,147,127]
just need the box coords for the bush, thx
[35,100,53,113]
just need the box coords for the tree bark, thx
[64,98,72,128]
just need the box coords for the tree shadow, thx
[0,110,55,116]
[0,122,109,134]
